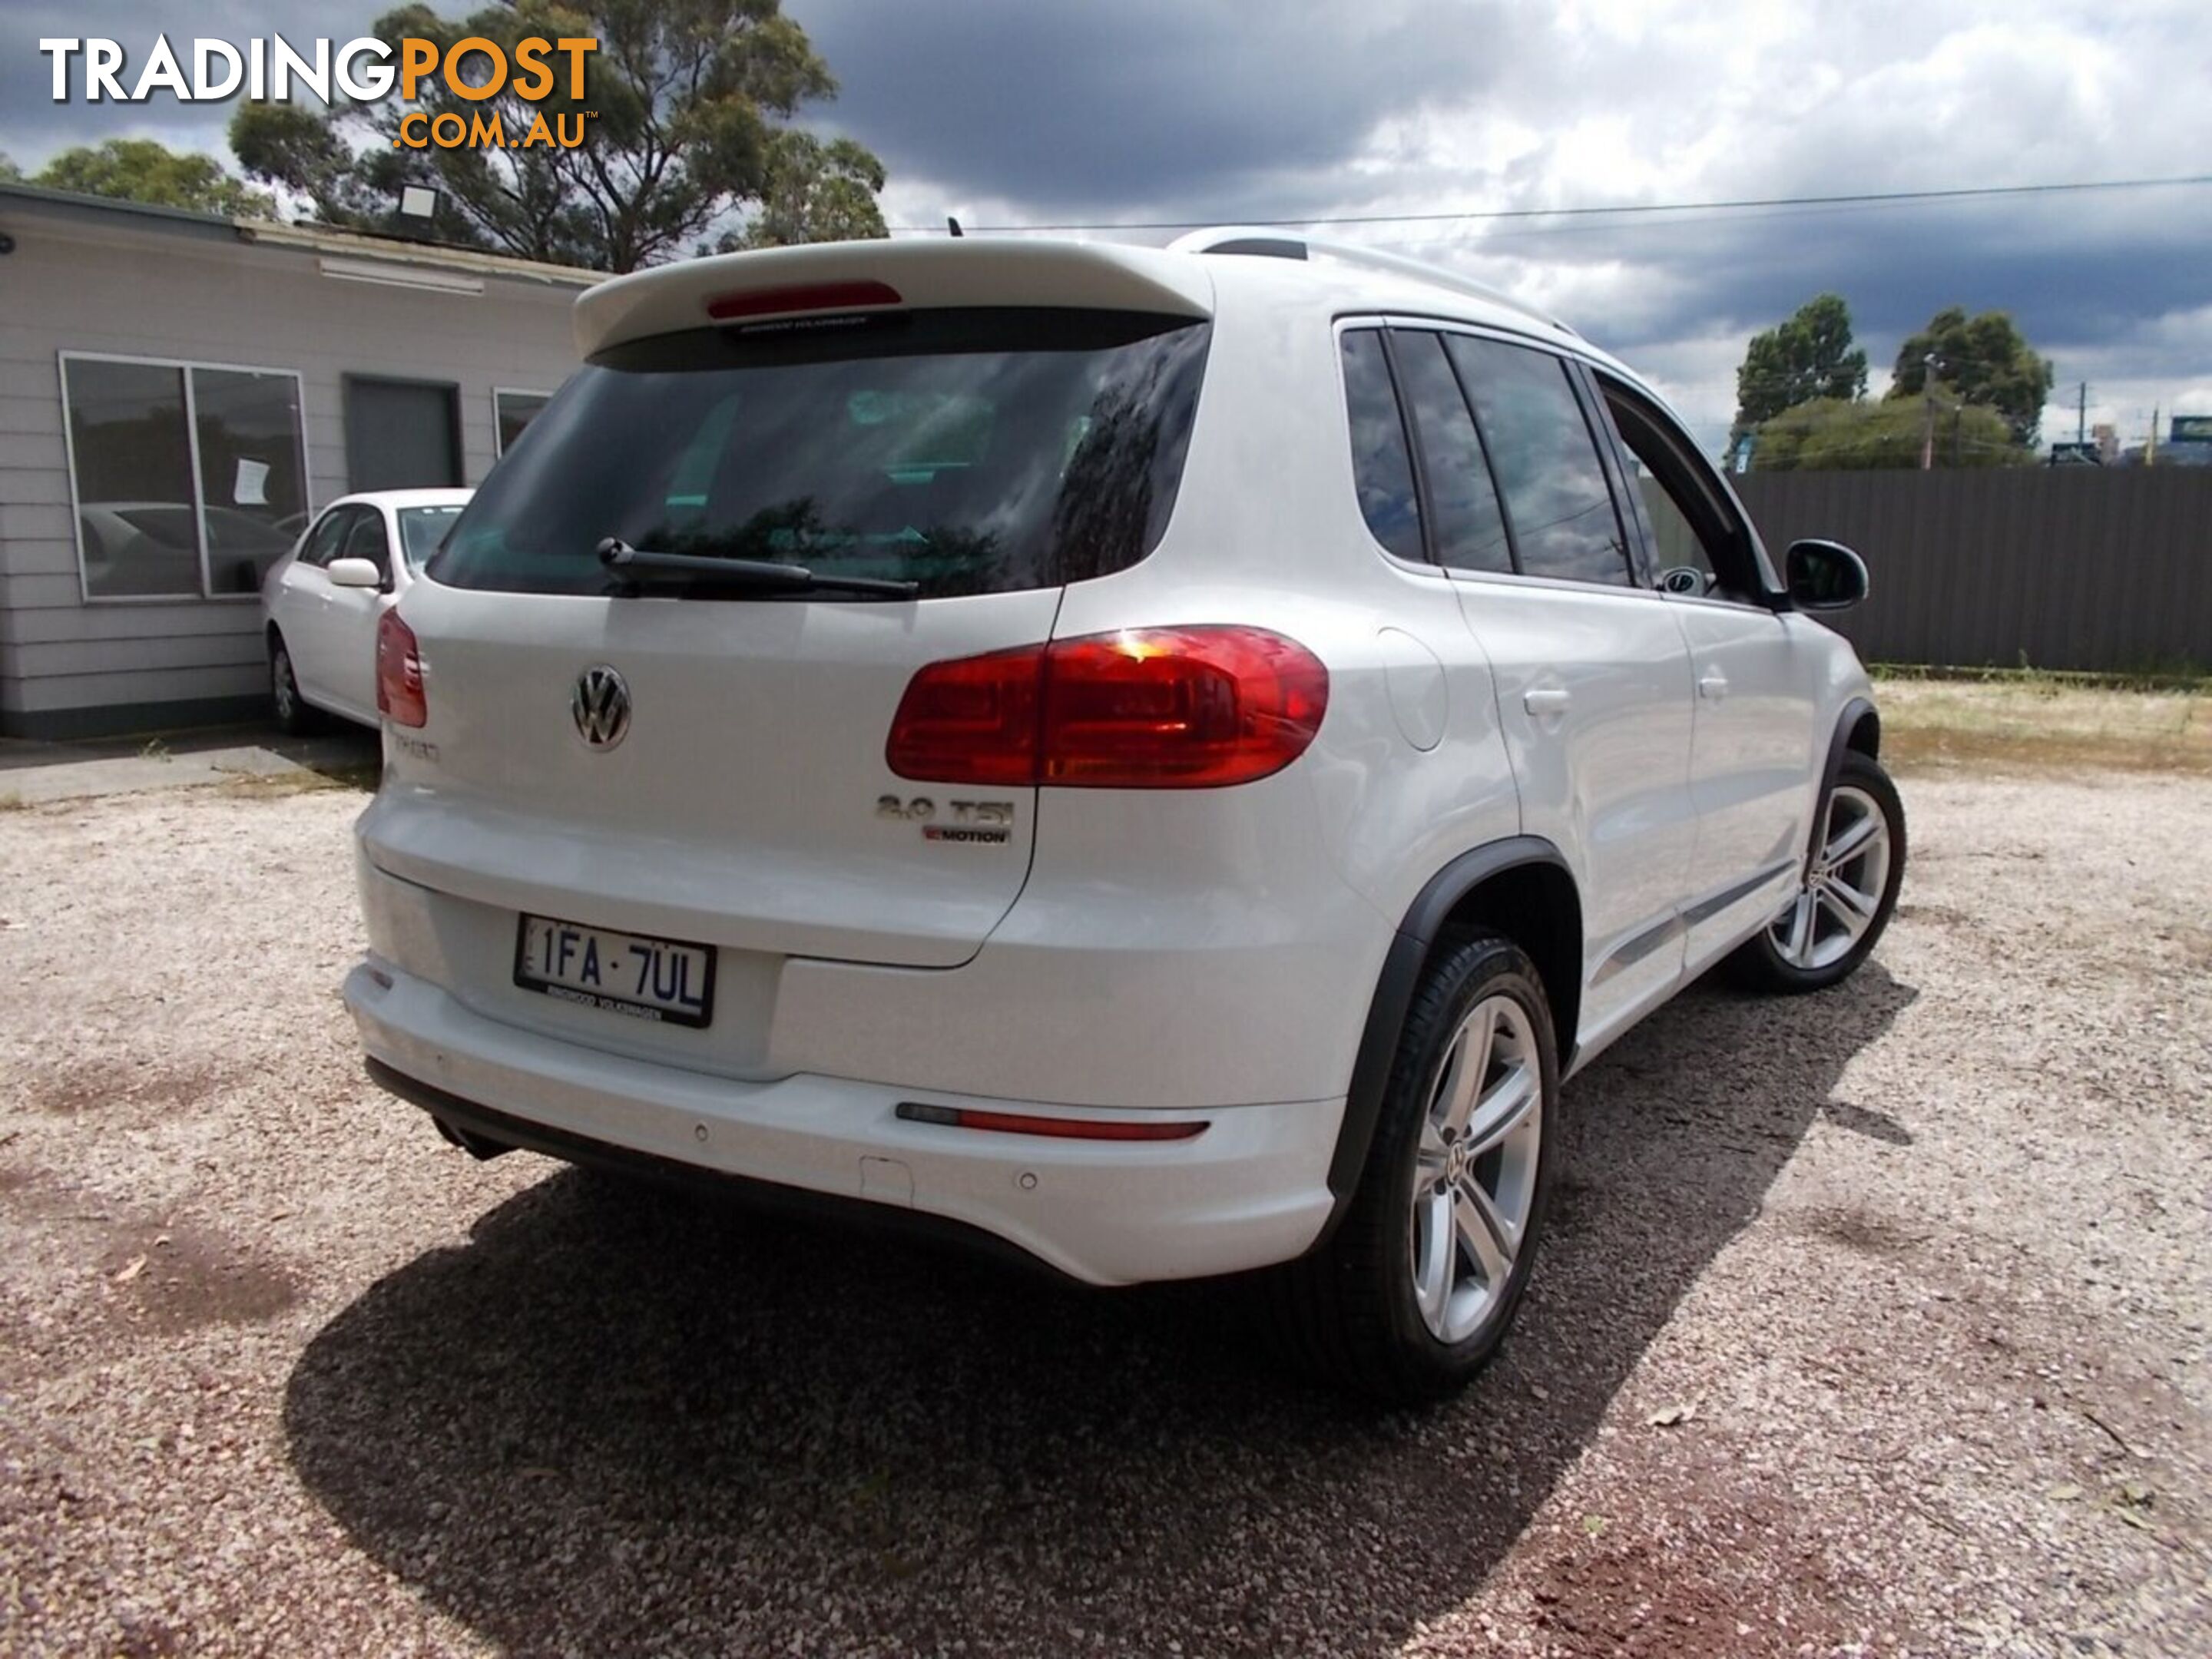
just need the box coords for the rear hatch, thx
[363,248,1211,1027]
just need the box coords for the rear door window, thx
[1445,336,1634,587]
[432,309,1210,599]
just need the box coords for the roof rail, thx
[1164,226,1577,338]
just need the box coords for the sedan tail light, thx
[887,625,1327,788]
[376,610,428,728]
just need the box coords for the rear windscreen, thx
[430,308,1210,599]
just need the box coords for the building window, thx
[61,354,309,601]
[494,388,551,457]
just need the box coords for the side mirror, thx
[326,556,385,591]
[1785,539,1868,611]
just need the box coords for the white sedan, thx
[261,488,472,732]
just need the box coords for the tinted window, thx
[1393,332,1512,574]
[1339,329,1424,563]
[435,310,1210,599]
[1446,337,1631,586]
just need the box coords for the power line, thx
[889,174,2212,237]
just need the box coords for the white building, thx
[0,182,599,738]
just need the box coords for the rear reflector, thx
[896,1102,1209,1142]
[886,625,1327,789]
[706,280,903,321]
[376,609,427,728]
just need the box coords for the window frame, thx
[296,505,359,569]
[1588,369,1784,610]
[1334,316,1661,598]
[57,349,313,607]
[492,386,555,459]
[1438,328,1641,592]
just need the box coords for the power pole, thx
[1920,353,1942,471]
[2078,382,2088,444]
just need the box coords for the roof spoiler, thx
[574,237,1214,358]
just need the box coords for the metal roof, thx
[0,180,602,290]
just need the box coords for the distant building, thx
[0,183,600,740]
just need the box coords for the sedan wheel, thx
[270,637,316,735]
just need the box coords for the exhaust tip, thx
[433,1116,514,1161]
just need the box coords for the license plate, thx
[513,913,715,1028]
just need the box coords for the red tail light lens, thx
[881,644,1041,786]
[896,1102,1210,1141]
[376,610,427,728]
[886,626,1327,788]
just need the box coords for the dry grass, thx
[214,763,381,800]
[1876,676,2210,775]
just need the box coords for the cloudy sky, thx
[6,0,2207,450]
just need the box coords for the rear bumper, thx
[343,960,1342,1286]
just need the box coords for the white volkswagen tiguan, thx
[344,230,1904,1401]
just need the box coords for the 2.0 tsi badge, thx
[571,664,631,750]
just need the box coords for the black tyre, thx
[1273,932,1559,1403]
[269,631,319,736]
[1727,749,1906,994]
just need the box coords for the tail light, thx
[705,280,902,321]
[376,610,428,728]
[887,625,1327,788]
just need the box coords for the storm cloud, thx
[5,0,2207,444]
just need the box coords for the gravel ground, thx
[0,764,2206,1657]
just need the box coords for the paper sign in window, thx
[233,458,270,506]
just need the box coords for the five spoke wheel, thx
[1408,993,1542,1344]
[1770,782,1892,972]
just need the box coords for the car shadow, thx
[283,963,1915,1654]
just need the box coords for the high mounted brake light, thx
[886,625,1328,789]
[704,280,904,321]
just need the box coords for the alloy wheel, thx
[1409,993,1543,1344]
[1770,783,1893,971]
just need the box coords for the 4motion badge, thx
[877,796,1015,845]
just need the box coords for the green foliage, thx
[1752,396,2030,472]
[1732,293,1868,439]
[0,153,21,184]
[230,99,487,246]
[1885,306,2055,447]
[228,0,885,271]
[721,133,887,250]
[32,138,273,217]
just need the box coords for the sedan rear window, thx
[396,505,465,568]
[432,308,1210,599]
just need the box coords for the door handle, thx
[1698,671,1730,700]
[1523,687,1571,716]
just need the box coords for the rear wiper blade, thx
[596,538,919,598]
